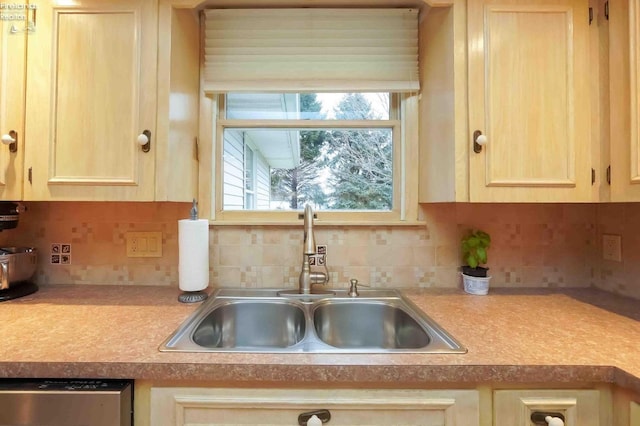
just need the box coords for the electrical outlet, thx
[602,234,622,262]
[126,232,163,258]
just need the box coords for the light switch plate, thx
[602,234,622,262]
[126,232,163,258]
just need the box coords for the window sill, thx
[208,219,427,227]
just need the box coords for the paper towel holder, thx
[178,199,209,304]
[178,291,208,303]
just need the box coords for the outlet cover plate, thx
[126,231,163,258]
[602,234,622,262]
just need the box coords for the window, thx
[222,92,396,213]
[201,8,420,224]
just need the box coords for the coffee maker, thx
[0,202,38,301]
[0,201,21,231]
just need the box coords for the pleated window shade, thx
[203,8,419,93]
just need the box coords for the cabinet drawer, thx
[494,389,600,426]
[150,388,480,426]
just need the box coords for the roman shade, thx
[202,8,419,92]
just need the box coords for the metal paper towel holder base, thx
[178,290,208,303]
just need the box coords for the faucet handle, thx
[348,278,369,297]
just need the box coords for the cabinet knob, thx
[1,131,18,153]
[545,416,564,426]
[137,130,151,153]
[307,415,322,426]
[531,412,565,426]
[473,130,487,153]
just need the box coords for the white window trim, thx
[243,143,256,210]
[199,93,420,226]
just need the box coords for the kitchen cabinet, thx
[419,0,593,202]
[494,389,602,425]
[149,388,480,425]
[609,0,640,201]
[468,0,592,202]
[0,13,28,200]
[612,386,640,426]
[23,0,158,201]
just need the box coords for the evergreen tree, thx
[270,94,328,209]
[325,94,393,210]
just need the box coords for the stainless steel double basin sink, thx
[160,289,466,354]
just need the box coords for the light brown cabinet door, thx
[467,0,592,202]
[0,15,27,200]
[610,0,640,201]
[23,0,157,201]
[150,388,480,426]
[631,401,640,425]
[494,389,600,426]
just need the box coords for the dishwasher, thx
[0,379,132,426]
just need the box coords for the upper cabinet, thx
[609,0,640,201]
[419,0,594,203]
[23,0,158,201]
[0,14,27,200]
[468,0,592,202]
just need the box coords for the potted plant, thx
[460,229,492,295]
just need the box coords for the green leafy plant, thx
[461,229,491,275]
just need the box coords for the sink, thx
[160,289,466,354]
[313,300,430,349]
[192,301,306,349]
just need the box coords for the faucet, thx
[298,204,329,294]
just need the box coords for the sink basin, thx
[313,301,430,349]
[160,289,466,354]
[192,301,305,349]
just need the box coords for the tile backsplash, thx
[1,201,637,299]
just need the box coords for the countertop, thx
[2,285,640,392]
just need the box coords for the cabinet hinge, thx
[606,165,611,185]
[28,167,32,184]
[605,1,609,20]
[591,168,595,185]
[589,7,593,25]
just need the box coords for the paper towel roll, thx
[178,219,209,292]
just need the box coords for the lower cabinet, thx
[612,386,640,426]
[494,389,601,426]
[149,388,480,425]
[631,401,640,425]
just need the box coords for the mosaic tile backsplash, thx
[0,201,637,299]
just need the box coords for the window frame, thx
[201,92,420,225]
[243,143,256,210]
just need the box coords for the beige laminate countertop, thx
[1,285,639,391]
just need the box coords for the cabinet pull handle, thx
[1,131,18,153]
[298,409,331,425]
[531,411,565,425]
[137,130,151,153]
[473,130,487,153]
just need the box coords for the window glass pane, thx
[222,127,393,211]
[226,93,390,120]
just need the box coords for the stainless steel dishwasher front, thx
[0,379,132,426]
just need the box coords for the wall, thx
[0,201,610,293]
[595,203,640,300]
